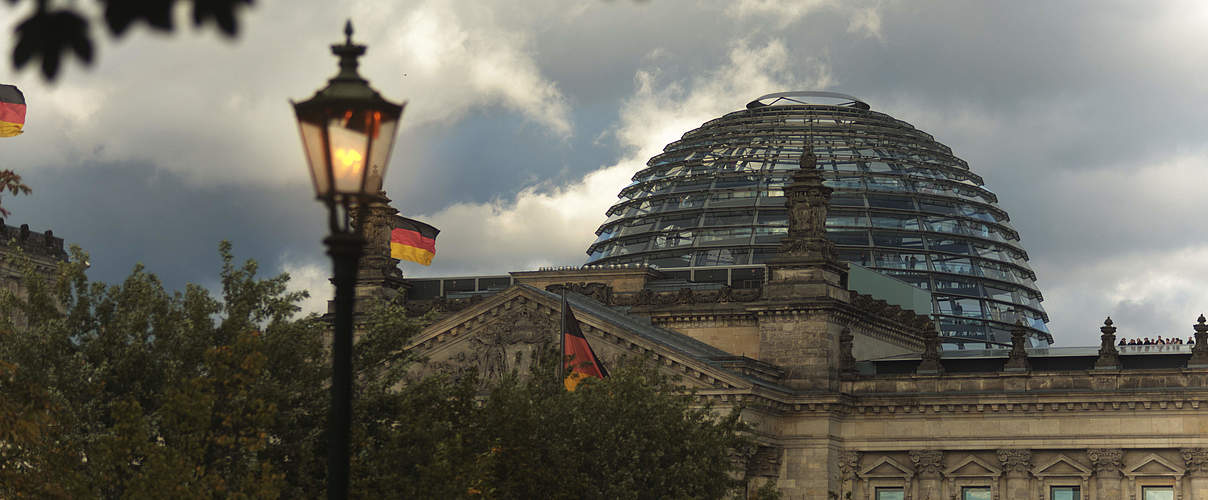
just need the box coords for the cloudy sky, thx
[3,0,1207,346]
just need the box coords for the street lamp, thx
[291,20,404,500]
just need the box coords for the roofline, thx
[747,91,870,110]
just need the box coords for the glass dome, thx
[586,92,1051,347]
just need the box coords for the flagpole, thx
[559,288,566,383]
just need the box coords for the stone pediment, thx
[405,285,756,391]
[1124,453,1185,478]
[944,455,1001,478]
[859,456,913,479]
[1032,454,1092,479]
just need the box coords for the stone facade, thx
[390,156,1208,499]
[0,222,68,327]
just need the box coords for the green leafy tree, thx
[350,301,759,500]
[0,169,31,217]
[8,0,252,81]
[0,242,328,498]
[1,243,770,499]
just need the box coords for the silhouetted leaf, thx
[191,0,253,36]
[12,10,93,80]
[101,0,177,37]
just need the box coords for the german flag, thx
[390,216,439,266]
[562,302,607,391]
[0,84,25,138]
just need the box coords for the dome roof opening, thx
[586,92,1051,347]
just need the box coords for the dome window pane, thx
[871,214,921,230]
[872,232,925,249]
[867,195,915,210]
[826,210,868,228]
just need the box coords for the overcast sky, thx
[3,0,1207,346]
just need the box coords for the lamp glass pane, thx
[297,120,330,197]
[327,114,371,195]
[365,114,399,194]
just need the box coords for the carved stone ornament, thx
[910,449,944,476]
[1094,316,1121,369]
[997,449,1033,475]
[466,306,556,386]
[746,445,783,478]
[774,143,838,263]
[613,286,760,306]
[838,449,860,479]
[1087,448,1123,474]
[405,295,485,316]
[544,282,613,304]
[1183,448,1208,474]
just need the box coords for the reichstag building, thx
[386,91,1208,500]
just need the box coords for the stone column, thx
[1088,448,1124,499]
[910,450,944,500]
[1183,449,1208,499]
[997,449,1032,500]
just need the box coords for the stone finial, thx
[1190,314,1208,368]
[1094,316,1121,370]
[773,140,837,262]
[916,322,944,375]
[839,327,857,378]
[1003,319,1030,372]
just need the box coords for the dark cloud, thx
[7,162,328,291]
[3,0,1206,346]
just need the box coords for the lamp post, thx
[291,21,405,500]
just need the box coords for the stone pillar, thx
[752,308,844,390]
[910,450,944,500]
[1094,316,1121,370]
[1183,449,1208,499]
[997,449,1032,500]
[916,321,944,375]
[777,444,843,499]
[1088,448,1124,498]
[752,146,851,390]
[349,193,408,308]
[1191,315,1208,368]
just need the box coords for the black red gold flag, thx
[0,84,25,137]
[390,216,439,266]
[562,302,607,391]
